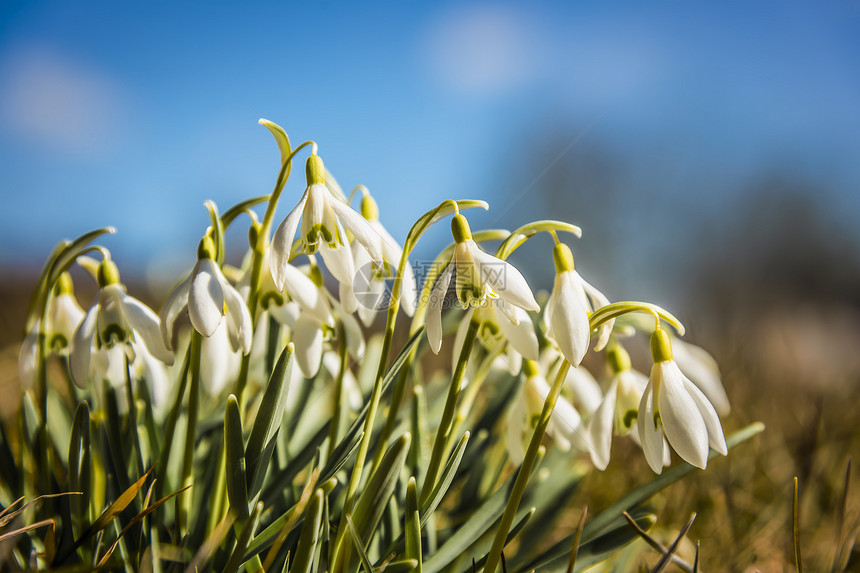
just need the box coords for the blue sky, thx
[1,1,859,300]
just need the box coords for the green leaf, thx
[471,507,536,571]
[225,395,250,520]
[404,477,422,569]
[290,489,325,573]
[346,514,375,573]
[68,401,91,527]
[245,343,294,501]
[420,432,469,528]
[320,328,425,484]
[348,433,412,568]
[222,501,264,573]
[384,560,419,573]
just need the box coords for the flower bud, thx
[361,194,379,221]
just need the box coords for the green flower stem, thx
[483,359,572,573]
[176,331,202,537]
[232,140,314,405]
[327,325,349,462]
[371,229,509,475]
[331,199,483,572]
[420,317,480,505]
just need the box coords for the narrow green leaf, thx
[384,560,419,573]
[222,501,264,573]
[471,507,536,571]
[225,395,250,520]
[68,401,91,528]
[320,328,425,484]
[420,431,469,527]
[405,477,422,570]
[245,343,294,500]
[96,483,192,567]
[345,514,375,573]
[348,433,411,567]
[290,489,325,573]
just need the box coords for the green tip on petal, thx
[309,265,324,287]
[608,344,632,373]
[451,214,472,243]
[650,327,673,363]
[522,359,539,378]
[97,259,121,287]
[305,154,326,186]
[361,194,379,221]
[552,242,575,273]
[197,235,216,260]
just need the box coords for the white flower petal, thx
[49,293,85,350]
[293,314,323,378]
[578,273,613,351]
[223,281,253,355]
[270,191,308,290]
[589,381,618,470]
[673,338,731,416]
[279,262,322,316]
[638,377,666,474]
[159,274,191,350]
[427,262,453,354]
[319,241,355,286]
[121,293,174,366]
[655,361,710,469]
[565,365,603,416]
[188,259,225,338]
[468,241,539,312]
[200,323,237,396]
[328,196,384,264]
[682,376,728,455]
[339,280,359,315]
[70,304,99,388]
[268,300,302,328]
[550,272,591,366]
[495,304,539,361]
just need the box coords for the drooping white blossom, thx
[543,242,612,367]
[71,259,173,389]
[160,237,253,356]
[638,327,727,473]
[427,214,539,354]
[270,154,384,314]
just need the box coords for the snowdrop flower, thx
[18,272,85,389]
[427,213,539,354]
[160,235,253,355]
[671,336,731,416]
[588,344,650,470]
[270,154,384,314]
[352,191,418,325]
[71,258,173,388]
[638,327,727,473]
[543,242,612,367]
[506,360,589,464]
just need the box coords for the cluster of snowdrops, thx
[12,119,738,571]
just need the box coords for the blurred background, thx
[2,1,859,569]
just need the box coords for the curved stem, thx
[177,331,202,537]
[484,359,572,573]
